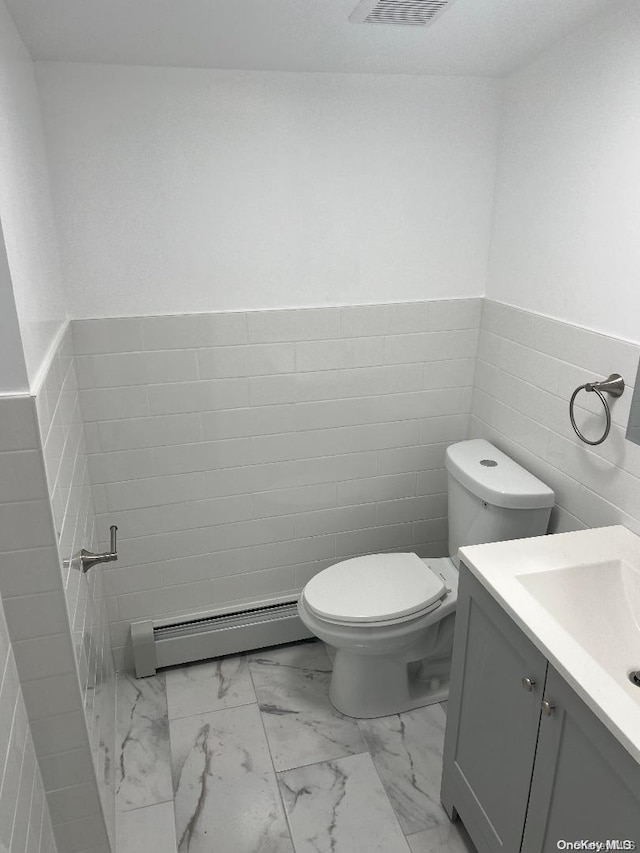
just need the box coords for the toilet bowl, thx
[298,439,555,718]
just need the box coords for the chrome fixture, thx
[81,525,118,573]
[541,699,555,717]
[521,676,536,692]
[569,373,625,446]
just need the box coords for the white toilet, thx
[298,439,554,718]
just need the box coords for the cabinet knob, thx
[541,699,555,717]
[521,676,536,692]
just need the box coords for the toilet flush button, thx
[480,459,498,467]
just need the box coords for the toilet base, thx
[329,649,451,718]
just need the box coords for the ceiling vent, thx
[350,0,456,27]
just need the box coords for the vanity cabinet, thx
[441,564,640,853]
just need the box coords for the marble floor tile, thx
[116,801,178,853]
[248,641,367,771]
[357,703,449,835]
[170,703,293,853]
[406,821,477,853]
[116,673,173,811]
[165,654,256,719]
[278,752,410,853]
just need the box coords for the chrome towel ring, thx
[569,374,625,446]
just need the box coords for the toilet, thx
[298,439,554,718]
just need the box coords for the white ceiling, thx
[5,0,628,77]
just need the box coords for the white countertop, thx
[459,525,640,764]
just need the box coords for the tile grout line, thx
[245,652,299,852]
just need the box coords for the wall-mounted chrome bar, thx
[569,373,624,446]
[80,525,118,573]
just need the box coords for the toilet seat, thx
[302,552,447,627]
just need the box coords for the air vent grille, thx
[350,0,454,27]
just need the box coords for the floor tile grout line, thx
[356,719,415,847]
[161,671,181,853]
[274,749,372,776]
[116,797,175,814]
[166,697,259,722]
[246,652,298,851]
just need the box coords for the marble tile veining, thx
[406,822,476,853]
[116,673,173,810]
[117,801,178,853]
[248,641,367,771]
[165,655,256,719]
[113,642,477,853]
[357,704,449,835]
[170,703,293,853]
[279,752,410,853]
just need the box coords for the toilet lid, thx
[303,553,447,624]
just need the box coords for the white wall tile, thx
[247,307,341,343]
[158,494,254,531]
[3,592,70,642]
[198,344,295,379]
[30,712,87,757]
[294,505,376,538]
[79,386,150,422]
[154,438,252,475]
[427,298,482,331]
[67,302,483,674]
[0,548,61,598]
[335,523,413,558]
[98,412,202,451]
[377,442,449,476]
[0,451,49,503]
[13,634,76,682]
[39,747,97,791]
[250,420,420,464]
[473,301,640,539]
[104,472,206,511]
[385,329,479,365]
[47,785,102,825]
[147,378,249,415]
[21,674,83,722]
[53,814,109,853]
[254,535,336,571]
[252,484,337,519]
[340,302,429,337]
[73,318,144,356]
[296,337,385,372]
[0,501,56,552]
[375,495,447,526]
[0,398,40,452]
[249,363,424,406]
[337,473,416,507]
[76,350,198,389]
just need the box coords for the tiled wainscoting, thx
[0,592,57,853]
[0,328,116,853]
[36,327,116,848]
[472,300,640,534]
[74,299,481,670]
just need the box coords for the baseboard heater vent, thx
[131,594,312,677]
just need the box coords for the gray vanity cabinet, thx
[441,564,640,853]
[522,666,640,851]
[440,567,548,853]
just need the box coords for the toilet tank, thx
[445,439,554,567]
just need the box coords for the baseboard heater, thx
[130,593,313,677]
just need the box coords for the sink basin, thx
[517,559,640,702]
[458,525,640,762]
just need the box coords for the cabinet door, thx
[441,567,548,853]
[522,666,640,852]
